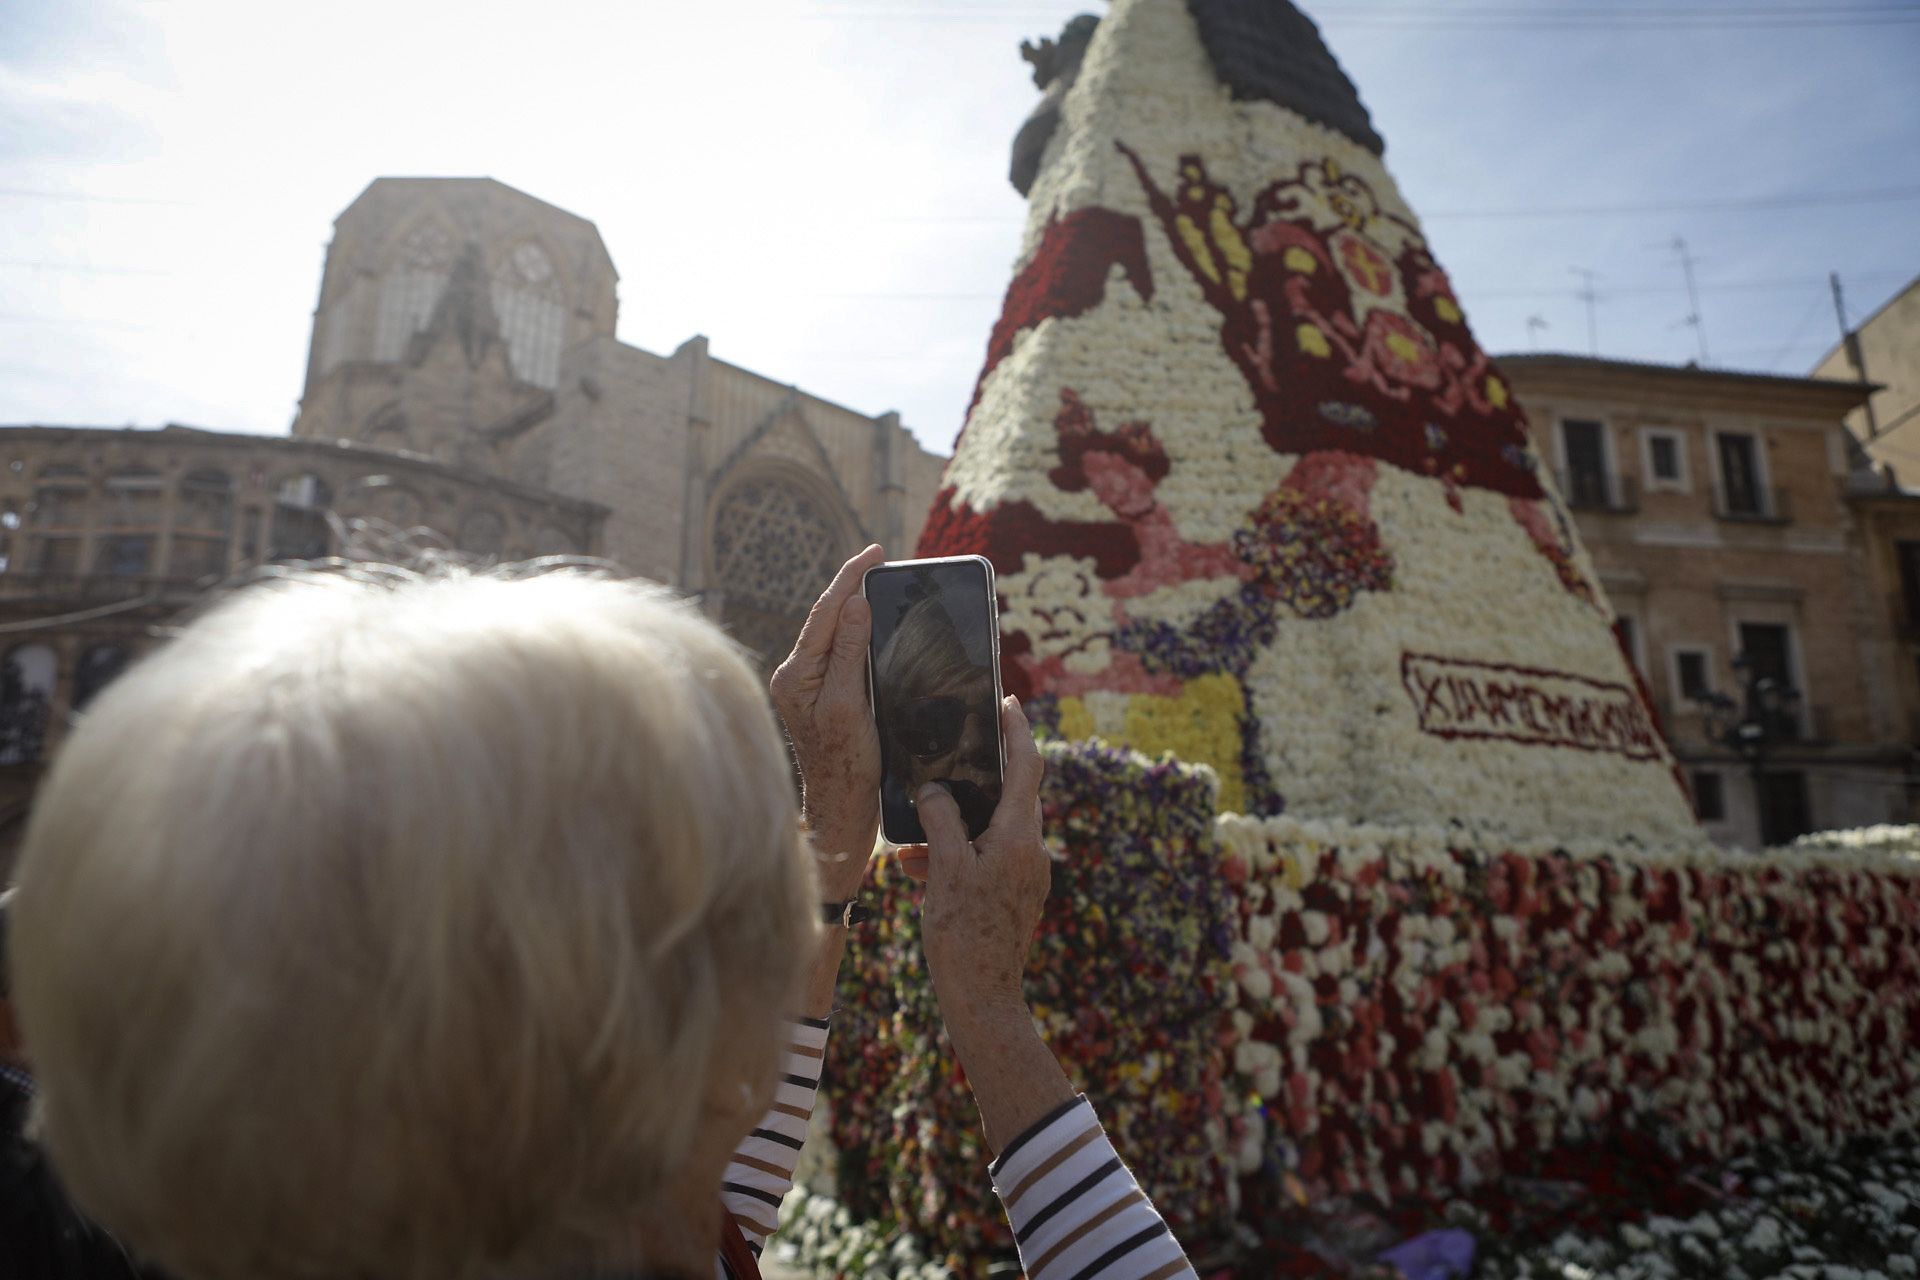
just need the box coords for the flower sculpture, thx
[821,0,1920,1270]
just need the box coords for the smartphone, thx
[863,555,1006,844]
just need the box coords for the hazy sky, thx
[3,0,1916,455]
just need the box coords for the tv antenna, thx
[1569,268,1601,354]
[1526,314,1550,349]
[1666,236,1710,364]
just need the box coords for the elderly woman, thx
[7,549,1194,1280]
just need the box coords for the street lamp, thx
[1695,652,1801,845]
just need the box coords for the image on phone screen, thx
[865,557,1004,845]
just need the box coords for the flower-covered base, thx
[822,737,1920,1269]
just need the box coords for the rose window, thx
[711,480,845,665]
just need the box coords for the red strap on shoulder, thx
[717,1208,763,1280]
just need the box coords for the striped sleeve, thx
[988,1096,1196,1280]
[719,1016,829,1254]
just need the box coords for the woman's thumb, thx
[916,783,970,890]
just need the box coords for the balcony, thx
[1557,471,1640,515]
[0,571,216,608]
[1711,483,1792,525]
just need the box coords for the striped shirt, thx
[718,1020,1194,1280]
[988,1096,1196,1280]
[718,1015,831,1270]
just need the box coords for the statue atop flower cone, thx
[923,0,1697,843]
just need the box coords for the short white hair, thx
[8,566,816,1280]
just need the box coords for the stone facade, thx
[0,423,609,877]
[292,177,949,664]
[1812,273,1920,482]
[1503,354,1912,847]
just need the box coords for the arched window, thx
[459,510,506,558]
[71,643,130,712]
[356,482,423,532]
[491,241,566,389]
[373,222,457,363]
[270,474,334,562]
[97,467,164,576]
[0,644,57,765]
[30,464,89,576]
[173,469,233,580]
[710,477,847,665]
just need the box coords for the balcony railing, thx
[0,571,217,606]
[1711,483,1792,524]
[1557,471,1640,514]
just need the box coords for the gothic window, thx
[71,643,130,712]
[491,241,566,390]
[0,644,56,765]
[459,510,506,558]
[173,469,233,581]
[373,222,457,363]
[271,474,334,562]
[711,478,846,665]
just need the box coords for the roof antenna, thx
[1569,267,1601,355]
[1668,236,1710,365]
[1526,314,1550,350]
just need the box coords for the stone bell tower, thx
[292,177,619,474]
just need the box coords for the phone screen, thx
[865,556,1005,844]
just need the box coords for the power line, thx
[1423,184,1920,220]
[0,187,194,207]
[800,5,1920,25]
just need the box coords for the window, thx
[1898,540,1920,629]
[711,478,846,666]
[0,644,57,765]
[1691,771,1726,822]
[31,465,90,531]
[33,537,82,575]
[1560,419,1611,509]
[1738,622,1800,739]
[1674,649,1712,702]
[1716,432,1763,516]
[174,469,233,581]
[271,475,334,561]
[491,242,566,389]
[1643,429,1687,491]
[97,535,153,576]
[105,468,164,529]
[1758,770,1813,846]
[372,223,456,363]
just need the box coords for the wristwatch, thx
[821,898,872,929]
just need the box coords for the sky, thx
[1,0,1917,456]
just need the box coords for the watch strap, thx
[821,899,872,929]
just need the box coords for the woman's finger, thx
[915,784,973,897]
[787,545,885,671]
[895,846,931,883]
[823,593,873,706]
[994,697,1044,819]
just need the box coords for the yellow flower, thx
[1297,324,1332,359]
[1056,695,1096,742]
[1486,376,1509,409]
[1119,673,1247,812]
[1283,246,1319,275]
[1435,296,1462,324]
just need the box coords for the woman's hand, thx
[913,697,1050,1022]
[913,697,1072,1152]
[770,544,887,903]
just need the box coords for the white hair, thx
[7,566,816,1280]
